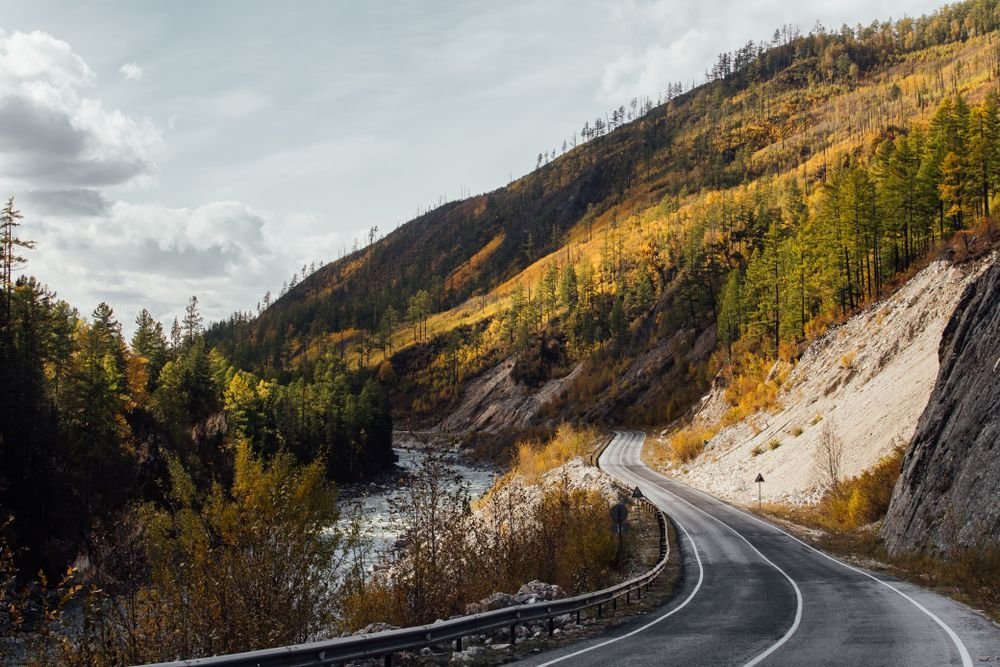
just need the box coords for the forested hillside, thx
[0,196,393,575]
[208,0,1000,451]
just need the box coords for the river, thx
[334,443,498,565]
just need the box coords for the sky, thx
[0,0,945,334]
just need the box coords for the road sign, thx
[755,473,765,483]
[755,473,765,510]
[631,486,644,499]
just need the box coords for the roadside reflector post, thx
[755,473,765,511]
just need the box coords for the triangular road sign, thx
[755,473,765,483]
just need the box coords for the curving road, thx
[522,431,1000,666]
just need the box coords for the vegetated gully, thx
[523,431,1000,667]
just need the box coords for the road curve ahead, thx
[521,431,1000,667]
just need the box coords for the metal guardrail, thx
[146,495,670,667]
[588,433,616,467]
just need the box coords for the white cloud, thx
[0,29,161,189]
[28,199,273,325]
[119,61,143,80]
[22,197,339,332]
[0,29,95,88]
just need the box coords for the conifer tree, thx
[133,308,169,388]
[1,196,34,327]
[182,296,203,346]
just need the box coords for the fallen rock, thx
[354,622,399,635]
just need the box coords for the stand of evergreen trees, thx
[0,198,393,576]
[718,93,999,353]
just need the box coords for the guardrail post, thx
[576,610,581,624]
[510,623,517,645]
[597,603,602,618]
[548,617,554,637]
[384,654,392,667]
[626,590,630,605]
[455,636,462,651]
[613,597,617,611]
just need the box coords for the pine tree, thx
[170,317,182,351]
[182,296,203,346]
[1,196,34,327]
[939,151,970,232]
[132,308,168,389]
[968,94,999,217]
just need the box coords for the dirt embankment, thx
[436,358,583,434]
[652,258,991,507]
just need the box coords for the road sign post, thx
[611,502,628,571]
[631,486,644,513]
[755,473,765,511]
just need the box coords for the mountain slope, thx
[645,254,992,505]
[208,0,1000,451]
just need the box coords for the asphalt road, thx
[521,431,1000,666]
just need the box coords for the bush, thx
[815,445,904,531]
[338,447,620,630]
[513,423,601,480]
[131,443,340,662]
[14,443,344,666]
[669,426,716,463]
[720,351,788,425]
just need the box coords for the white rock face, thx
[660,259,989,506]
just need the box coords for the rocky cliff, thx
[882,254,1000,555]
[651,259,980,506]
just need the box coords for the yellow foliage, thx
[815,445,905,531]
[669,426,717,463]
[513,423,601,480]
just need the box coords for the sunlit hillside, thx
[209,1,1000,449]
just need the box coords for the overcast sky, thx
[0,0,944,333]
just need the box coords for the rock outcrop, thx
[882,255,1000,555]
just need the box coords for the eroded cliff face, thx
[882,255,1000,556]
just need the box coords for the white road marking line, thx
[535,433,705,667]
[614,432,803,667]
[677,480,974,667]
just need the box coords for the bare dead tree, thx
[815,421,844,494]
